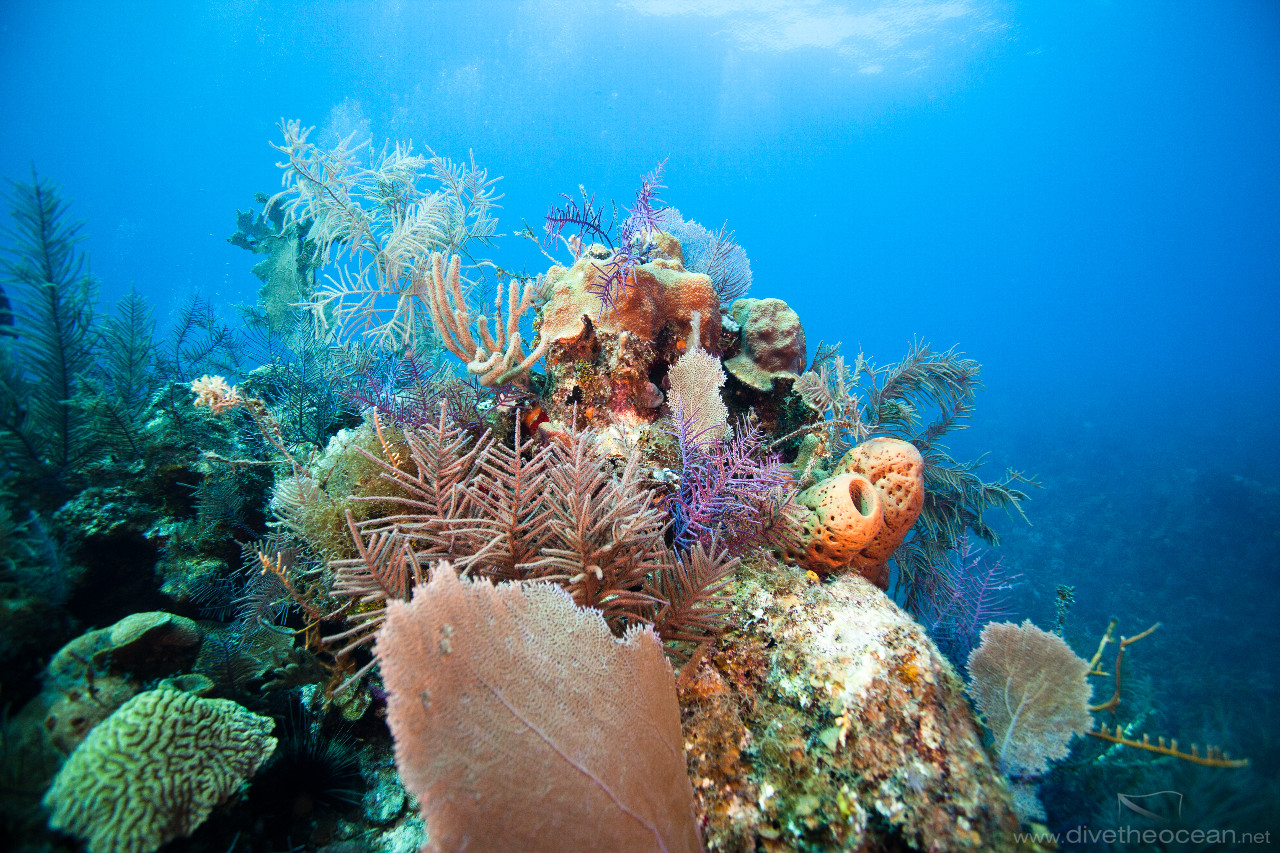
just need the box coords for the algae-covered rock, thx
[46,610,202,690]
[680,563,1022,852]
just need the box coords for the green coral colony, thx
[0,125,1245,853]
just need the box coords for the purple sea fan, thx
[667,403,792,556]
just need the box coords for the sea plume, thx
[376,564,701,853]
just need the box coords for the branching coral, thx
[921,533,1021,663]
[667,405,797,558]
[525,429,670,629]
[1083,620,1249,768]
[0,171,100,489]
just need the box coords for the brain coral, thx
[43,687,277,853]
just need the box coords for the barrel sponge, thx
[834,437,926,576]
[791,472,885,574]
[43,687,277,853]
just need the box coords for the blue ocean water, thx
[2,1,1277,849]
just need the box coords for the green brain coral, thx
[42,687,277,853]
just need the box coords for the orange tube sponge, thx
[834,437,926,584]
[791,472,885,575]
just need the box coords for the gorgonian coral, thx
[667,403,796,558]
[543,161,669,315]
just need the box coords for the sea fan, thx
[966,620,1093,776]
[657,208,753,304]
[375,565,701,853]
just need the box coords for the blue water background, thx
[3,0,1277,837]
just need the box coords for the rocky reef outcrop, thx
[533,246,720,446]
[680,563,1023,852]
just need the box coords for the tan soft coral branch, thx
[423,251,548,387]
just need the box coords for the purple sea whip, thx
[543,160,668,315]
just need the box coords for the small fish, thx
[0,283,15,337]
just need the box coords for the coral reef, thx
[42,611,203,753]
[0,141,1057,853]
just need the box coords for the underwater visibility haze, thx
[0,2,1277,851]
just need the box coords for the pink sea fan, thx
[376,564,701,853]
[966,619,1093,776]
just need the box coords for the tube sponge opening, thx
[792,472,885,574]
